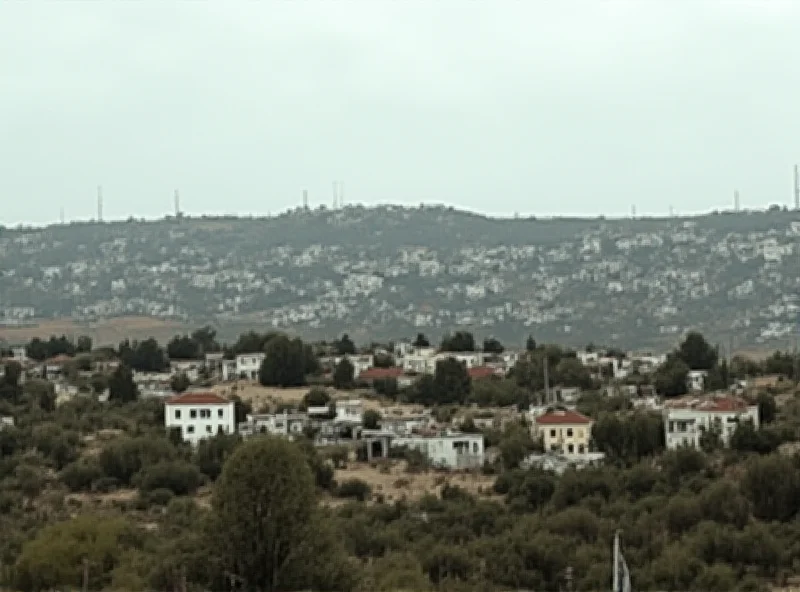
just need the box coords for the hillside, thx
[1,205,799,349]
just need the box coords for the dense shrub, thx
[134,461,203,496]
[335,479,372,501]
[60,460,103,492]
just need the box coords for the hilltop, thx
[1,204,799,350]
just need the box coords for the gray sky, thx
[3,1,800,225]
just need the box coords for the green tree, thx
[304,386,331,408]
[757,392,776,424]
[108,364,138,403]
[440,331,475,352]
[362,409,381,430]
[259,335,309,387]
[677,331,718,370]
[525,335,537,352]
[654,355,689,397]
[333,358,355,389]
[482,337,504,354]
[740,454,800,522]
[334,334,356,356]
[209,437,318,591]
[170,372,191,393]
[76,335,93,353]
[432,357,471,404]
[14,515,138,592]
[413,333,430,347]
[555,357,593,389]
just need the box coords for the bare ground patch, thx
[328,460,498,504]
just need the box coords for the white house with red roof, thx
[663,396,758,450]
[533,408,594,456]
[165,391,236,445]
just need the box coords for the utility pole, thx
[302,189,308,209]
[543,355,550,404]
[734,190,740,212]
[794,165,799,210]
[97,185,103,222]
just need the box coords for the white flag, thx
[613,532,632,592]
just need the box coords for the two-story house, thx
[235,353,266,381]
[165,392,236,445]
[663,396,759,450]
[533,408,593,456]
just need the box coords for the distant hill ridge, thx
[1,204,799,350]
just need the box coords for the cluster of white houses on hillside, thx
[162,385,762,473]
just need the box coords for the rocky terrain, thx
[1,204,799,349]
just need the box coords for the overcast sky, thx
[2,1,800,225]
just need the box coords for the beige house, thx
[533,408,593,455]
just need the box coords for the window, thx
[473,442,479,454]
[566,428,573,437]
[218,409,224,418]
[550,429,556,438]
[218,425,225,433]
[174,409,181,420]
[206,425,212,433]
[187,426,195,434]
[578,429,584,438]
[578,444,585,454]
[567,444,574,454]
[190,409,197,419]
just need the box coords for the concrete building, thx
[533,408,593,455]
[165,391,236,446]
[663,396,759,450]
[239,411,308,438]
[394,432,484,469]
[235,353,265,380]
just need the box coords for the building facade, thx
[663,396,759,450]
[533,408,593,455]
[235,353,265,380]
[165,392,236,445]
[394,432,484,469]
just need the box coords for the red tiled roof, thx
[359,367,404,380]
[166,392,230,405]
[467,366,498,380]
[45,354,74,365]
[535,409,592,425]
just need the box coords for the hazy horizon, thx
[3,1,800,225]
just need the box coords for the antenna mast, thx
[794,165,799,210]
[734,190,740,212]
[174,189,180,217]
[97,186,103,222]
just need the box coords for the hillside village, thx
[0,328,779,474]
[3,206,800,349]
[3,326,800,591]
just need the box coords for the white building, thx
[236,353,266,380]
[326,355,374,377]
[686,370,708,393]
[239,411,308,438]
[335,399,363,424]
[663,396,759,450]
[165,392,236,445]
[394,432,484,470]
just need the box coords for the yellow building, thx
[534,408,593,455]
